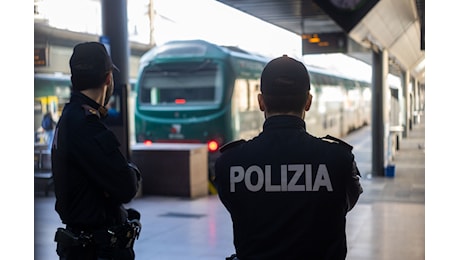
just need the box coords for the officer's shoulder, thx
[320,135,353,151]
[219,139,246,153]
[81,104,102,119]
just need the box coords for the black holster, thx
[55,212,141,258]
[103,219,142,249]
[54,227,93,247]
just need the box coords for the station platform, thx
[34,114,425,260]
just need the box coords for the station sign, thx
[34,47,47,67]
[302,32,348,55]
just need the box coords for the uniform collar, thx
[70,92,108,118]
[70,91,102,111]
[263,115,306,131]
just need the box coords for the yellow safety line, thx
[208,181,217,195]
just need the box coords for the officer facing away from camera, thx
[52,42,142,260]
[214,55,363,260]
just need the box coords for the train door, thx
[231,78,264,141]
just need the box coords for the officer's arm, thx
[322,135,363,211]
[345,160,363,212]
[214,156,233,212]
[128,161,142,191]
[75,129,140,203]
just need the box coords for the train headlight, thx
[143,140,153,145]
[208,140,219,152]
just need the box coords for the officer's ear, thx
[104,71,112,86]
[257,93,266,112]
[305,92,312,112]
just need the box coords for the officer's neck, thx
[80,87,105,107]
[265,111,305,119]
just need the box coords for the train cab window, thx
[139,61,223,106]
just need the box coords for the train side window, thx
[234,79,249,111]
[248,80,260,111]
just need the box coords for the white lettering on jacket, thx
[230,164,333,192]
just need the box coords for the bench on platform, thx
[34,149,54,196]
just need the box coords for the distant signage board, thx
[34,47,47,67]
[302,32,348,55]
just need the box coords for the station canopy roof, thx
[216,0,425,84]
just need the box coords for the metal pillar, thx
[101,0,131,160]
[371,48,389,177]
[402,70,410,138]
[413,77,420,125]
[409,78,415,130]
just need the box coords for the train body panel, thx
[303,66,372,139]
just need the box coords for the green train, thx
[134,39,371,178]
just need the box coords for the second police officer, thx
[214,55,363,260]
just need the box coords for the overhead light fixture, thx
[414,59,425,74]
[309,36,320,43]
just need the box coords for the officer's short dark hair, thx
[260,55,310,113]
[69,42,119,91]
[262,94,307,113]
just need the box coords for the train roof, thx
[305,64,370,84]
[140,39,269,65]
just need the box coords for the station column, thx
[101,0,131,159]
[413,77,420,125]
[371,47,390,177]
[401,70,410,138]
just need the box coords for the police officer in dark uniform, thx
[52,42,142,260]
[214,55,363,260]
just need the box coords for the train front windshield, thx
[139,61,223,107]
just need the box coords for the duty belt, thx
[55,220,142,249]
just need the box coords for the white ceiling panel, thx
[350,0,424,83]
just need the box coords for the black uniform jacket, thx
[52,92,140,229]
[214,115,363,260]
